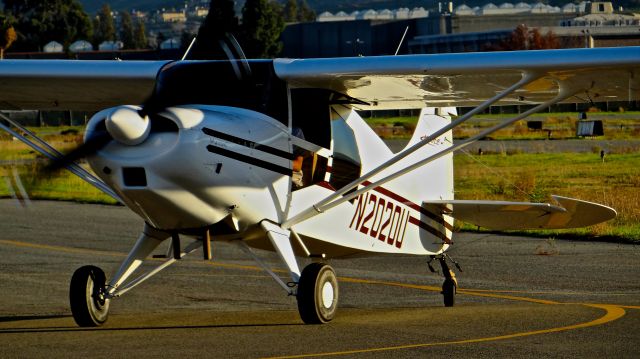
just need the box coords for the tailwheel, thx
[296,262,338,324]
[442,277,457,307]
[70,265,110,327]
[433,255,459,307]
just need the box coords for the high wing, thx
[0,60,169,111]
[0,47,637,111]
[274,46,640,109]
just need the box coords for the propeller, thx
[47,33,250,172]
[45,59,171,172]
[46,106,150,171]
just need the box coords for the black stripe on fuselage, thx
[206,144,293,177]
[202,127,294,160]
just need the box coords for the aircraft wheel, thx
[442,278,456,307]
[70,265,110,327]
[297,262,338,324]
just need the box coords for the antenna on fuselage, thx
[394,26,410,56]
[181,36,198,61]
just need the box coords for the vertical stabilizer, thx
[386,107,455,202]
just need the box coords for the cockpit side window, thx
[289,89,332,191]
[329,115,362,191]
[290,89,331,148]
[288,90,362,192]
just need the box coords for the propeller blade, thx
[225,33,251,77]
[138,89,161,118]
[46,131,112,172]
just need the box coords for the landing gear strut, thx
[69,265,110,326]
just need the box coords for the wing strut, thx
[0,113,122,202]
[282,74,578,229]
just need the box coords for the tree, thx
[191,0,238,59]
[240,0,285,58]
[119,11,134,49]
[0,14,17,59]
[156,32,167,50]
[93,4,115,46]
[283,0,297,22]
[297,0,316,22]
[4,0,92,52]
[133,19,147,49]
[282,0,315,23]
[488,24,561,51]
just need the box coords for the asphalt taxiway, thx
[0,200,638,358]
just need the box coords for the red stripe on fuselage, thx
[408,216,450,243]
[361,181,453,232]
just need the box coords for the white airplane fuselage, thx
[86,105,453,258]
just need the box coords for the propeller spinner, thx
[105,106,151,146]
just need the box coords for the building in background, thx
[410,1,640,53]
[69,40,93,52]
[43,41,63,53]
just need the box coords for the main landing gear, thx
[67,220,342,327]
[428,254,461,307]
[68,219,343,328]
[242,221,339,324]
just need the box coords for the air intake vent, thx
[122,167,147,187]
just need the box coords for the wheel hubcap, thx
[322,282,334,309]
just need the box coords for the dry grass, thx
[454,152,640,240]
[0,128,82,160]
[367,111,640,140]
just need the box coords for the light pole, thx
[581,29,593,48]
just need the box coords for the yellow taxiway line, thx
[265,304,625,359]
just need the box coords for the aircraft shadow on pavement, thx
[0,316,303,334]
[0,315,71,323]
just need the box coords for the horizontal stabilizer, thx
[422,195,616,230]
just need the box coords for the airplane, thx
[0,45,635,327]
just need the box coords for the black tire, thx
[442,278,456,307]
[70,265,110,327]
[297,262,339,324]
